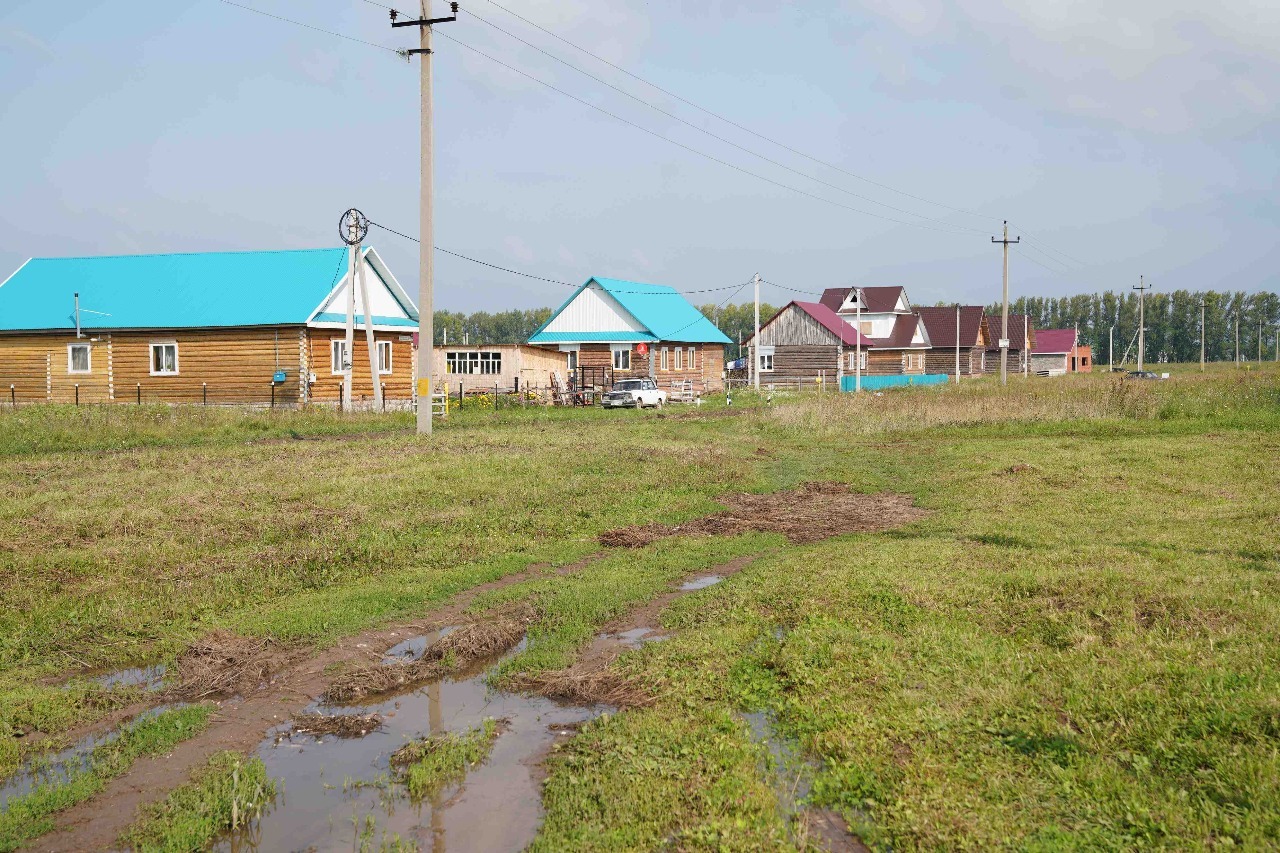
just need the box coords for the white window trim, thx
[848,350,867,371]
[376,340,393,375]
[673,346,683,371]
[566,350,578,371]
[330,339,350,375]
[67,343,92,374]
[611,344,631,371]
[759,353,774,373]
[149,342,179,376]
[660,347,669,371]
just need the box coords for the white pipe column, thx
[357,248,383,410]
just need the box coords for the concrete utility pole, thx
[991,221,1020,386]
[1109,324,1114,373]
[854,288,862,393]
[358,247,383,411]
[1200,300,1206,371]
[1235,314,1240,366]
[391,2,458,435]
[1260,319,1265,363]
[1133,276,1150,371]
[955,304,961,384]
[752,272,761,392]
[1023,313,1029,378]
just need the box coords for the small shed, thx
[433,344,566,395]
[1031,328,1089,375]
[915,306,991,377]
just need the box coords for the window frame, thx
[330,339,349,375]
[673,347,683,371]
[660,347,669,371]
[566,350,578,371]
[376,340,393,374]
[149,342,179,376]
[847,350,867,371]
[611,345,631,371]
[67,343,92,374]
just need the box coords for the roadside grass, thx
[1,368,1277,848]
[118,751,274,853]
[0,705,211,852]
[390,718,501,800]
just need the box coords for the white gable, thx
[544,283,647,334]
[312,250,413,322]
[912,323,926,345]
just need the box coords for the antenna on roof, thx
[73,292,111,338]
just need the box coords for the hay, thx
[291,712,383,738]
[324,612,531,704]
[168,630,298,700]
[600,483,927,548]
[511,668,654,708]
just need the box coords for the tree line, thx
[982,290,1280,365]
[432,289,1279,366]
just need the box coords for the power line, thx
[434,31,975,237]
[217,0,401,53]
[366,219,758,295]
[460,7,988,234]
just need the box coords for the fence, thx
[839,374,950,392]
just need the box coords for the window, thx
[68,343,91,374]
[445,351,503,375]
[377,340,393,374]
[673,347,683,371]
[660,347,668,371]
[566,350,578,371]
[848,350,867,371]
[903,352,924,372]
[860,321,873,335]
[689,347,698,370]
[331,340,349,374]
[759,352,774,372]
[150,343,178,376]
[612,346,631,371]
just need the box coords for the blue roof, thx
[528,277,731,345]
[0,248,368,331]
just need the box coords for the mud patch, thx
[88,664,167,692]
[169,631,300,700]
[681,574,723,591]
[598,627,669,650]
[802,808,872,853]
[325,613,531,704]
[600,483,926,547]
[999,463,1038,476]
[288,712,383,740]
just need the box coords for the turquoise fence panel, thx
[839,373,950,392]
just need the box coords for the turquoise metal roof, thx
[312,313,418,328]
[527,277,731,345]
[0,248,357,331]
[529,331,656,343]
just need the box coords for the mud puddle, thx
[217,632,607,852]
[92,664,167,691]
[597,626,670,650]
[0,705,183,809]
[681,574,723,591]
[381,627,458,664]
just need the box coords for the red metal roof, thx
[915,306,987,348]
[793,301,876,347]
[817,286,907,315]
[1032,328,1078,354]
[984,313,1034,351]
[867,313,927,349]
[818,287,846,313]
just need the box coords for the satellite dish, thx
[339,209,371,246]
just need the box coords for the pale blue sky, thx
[1,0,1276,312]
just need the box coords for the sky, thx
[1,0,1277,313]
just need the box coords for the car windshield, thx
[613,381,644,391]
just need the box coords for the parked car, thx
[603,378,668,409]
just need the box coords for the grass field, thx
[1,364,1277,849]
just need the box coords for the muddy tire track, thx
[26,554,601,852]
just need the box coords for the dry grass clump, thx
[168,630,299,700]
[511,668,654,708]
[324,612,532,704]
[290,712,382,738]
[601,483,926,548]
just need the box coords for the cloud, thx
[845,0,1280,136]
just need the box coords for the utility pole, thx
[1132,276,1150,371]
[752,272,761,392]
[1023,313,1029,378]
[1199,300,1206,371]
[391,2,458,435]
[1109,324,1114,373]
[1260,319,1265,363]
[955,304,961,384]
[991,221,1020,386]
[854,288,862,393]
[1235,314,1240,366]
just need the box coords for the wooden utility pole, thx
[991,221,1020,386]
[392,2,458,434]
[357,247,383,410]
[1200,300,1206,371]
[1133,276,1149,371]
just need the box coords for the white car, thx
[602,378,668,409]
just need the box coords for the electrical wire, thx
[217,0,402,52]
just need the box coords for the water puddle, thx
[597,626,670,649]
[745,710,815,828]
[218,633,607,852]
[382,627,459,663]
[681,574,723,591]
[92,664,167,691]
[0,705,183,809]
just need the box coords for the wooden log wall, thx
[306,329,417,405]
[0,333,113,403]
[111,328,305,404]
[575,343,725,392]
[760,344,840,383]
[925,346,986,376]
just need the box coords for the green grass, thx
[2,365,1279,849]
[391,718,501,800]
[0,705,211,852]
[119,751,275,853]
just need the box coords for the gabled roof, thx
[0,248,417,332]
[818,285,910,315]
[746,301,876,347]
[984,314,1034,351]
[528,277,731,345]
[868,313,929,349]
[1032,328,1078,354]
[915,306,987,349]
